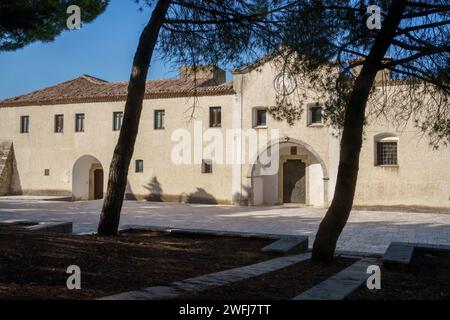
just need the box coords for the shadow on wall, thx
[10,146,23,195]
[232,184,252,206]
[126,177,251,206]
[139,176,218,204]
[125,179,137,200]
[187,188,218,205]
[144,176,163,202]
[0,143,23,195]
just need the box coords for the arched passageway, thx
[72,155,104,201]
[248,138,329,207]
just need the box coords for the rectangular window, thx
[20,116,29,133]
[113,112,123,131]
[376,142,398,165]
[254,109,267,127]
[44,169,50,176]
[307,104,323,125]
[154,110,165,129]
[75,113,85,132]
[135,160,144,173]
[290,146,298,155]
[54,114,64,133]
[202,159,213,174]
[209,107,222,128]
[310,107,322,124]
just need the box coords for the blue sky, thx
[0,0,183,100]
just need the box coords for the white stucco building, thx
[0,58,449,210]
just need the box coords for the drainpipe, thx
[240,75,244,205]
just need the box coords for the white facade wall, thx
[0,59,448,209]
[0,94,235,203]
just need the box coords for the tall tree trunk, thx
[312,0,407,263]
[97,0,171,236]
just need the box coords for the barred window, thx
[376,142,398,165]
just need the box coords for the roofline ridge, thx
[0,75,235,106]
[80,74,108,84]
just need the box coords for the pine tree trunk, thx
[312,0,407,263]
[97,0,171,236]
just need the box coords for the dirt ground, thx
[180,257,356,300]
[348,251,450,300]
[0,230,274,300]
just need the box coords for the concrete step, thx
[0,195,72,201]
[293,258,379,300]
[262,236,308,254]
[382,242,414,265]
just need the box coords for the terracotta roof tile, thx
[0,75,234,108]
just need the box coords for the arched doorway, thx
[248,138,329,207]
[72,155,104,201]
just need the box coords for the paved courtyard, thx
[0,198,449,254]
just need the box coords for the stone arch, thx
[247,137,329,206]
[72,155,104,201]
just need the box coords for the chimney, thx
[179,65,226,85]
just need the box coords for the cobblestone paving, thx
[0,198,449,254]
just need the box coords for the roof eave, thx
[0,88,236,108]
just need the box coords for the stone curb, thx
[119,224,308,255]
[119,224,282,239]
[0,219,72,234]
[100,252,312,300]
[292,258,379,300]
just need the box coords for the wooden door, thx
[94,169,104,200]
[283,160,306,203]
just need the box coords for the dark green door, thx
[283,160,306,203]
